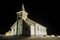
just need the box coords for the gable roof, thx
[26,18,46,28]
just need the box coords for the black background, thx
[0,0,60,35]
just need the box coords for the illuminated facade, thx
[10,4,47,36]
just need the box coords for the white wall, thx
[11,20,23,36]
[30,25,34,36]
[18,20,23,36]
[36,24,40,36]
[11,24,17,36]
[36,23,47,36]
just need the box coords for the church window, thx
[17,12,22,18]
[37,26,39,31]
[13,28,15,32]
[19,13,22,16]
[17,14,22,19]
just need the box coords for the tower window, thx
[18,14,22,17]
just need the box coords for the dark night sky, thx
[0,0,60,35]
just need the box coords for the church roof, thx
[25,18,46,28]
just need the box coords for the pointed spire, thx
[22,3,25,11]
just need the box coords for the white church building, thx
[10,4,47,36]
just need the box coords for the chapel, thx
[10,4,47,36]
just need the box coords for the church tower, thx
[17,3,28,20]
[16,3,29,36]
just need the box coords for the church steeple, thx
[17,3,28,20]
[22,3,25,11]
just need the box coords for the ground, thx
[0,35,60,40]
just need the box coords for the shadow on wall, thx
[22,20,31,36]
